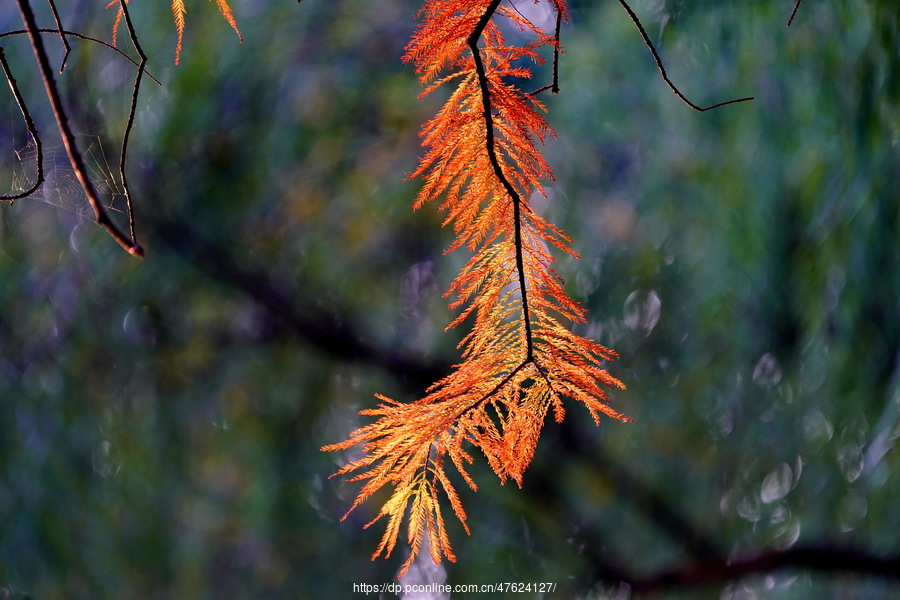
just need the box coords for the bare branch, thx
[46,0,70,72]
[787,0,804,27]
[616,0,753,112]
[117,0,146,247]
[0,47,44,202]
[15,0,143,257]
[0,29,162,86]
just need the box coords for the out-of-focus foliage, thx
[0,0,897,599]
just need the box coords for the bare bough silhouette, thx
[2,0,158,256]
[1,0,245,255]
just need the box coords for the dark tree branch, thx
[46,0,70,72]
[629,546,900,596]
[118,0,146,247]
[0,29,162,85]
[451,0,569,417]
[0,47,44,202]
[615,0,754,111]
[787,0,804,27]
[15,0,143,257]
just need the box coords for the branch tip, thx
[787,0,804,27]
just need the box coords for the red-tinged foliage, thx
[323,0,629,576]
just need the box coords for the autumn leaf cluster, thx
[324,0,628,576]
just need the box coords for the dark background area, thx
[0,0,898,598]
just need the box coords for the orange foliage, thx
[109,0,242,64]
[324,0,629,576]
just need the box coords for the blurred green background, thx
[0,0,898,598]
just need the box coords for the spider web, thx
[6,135,126,217]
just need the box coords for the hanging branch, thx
[616,0,753,112]
[787,0,804,27]
[117,0,146,247]
[467,0,536,361]
[0,47,44,202]
[325,0,628,576]
[15,0,144,257]
[46,0,70,72]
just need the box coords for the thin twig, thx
[46,0,70,72]
[118,0,145,247]
[16,0,143,257]
[0,29,162,86]
[787,0,804,27]
[0,47,44,202]
[616,0,753,112]
[529,3,563,96]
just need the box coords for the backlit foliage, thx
[323,0,629,575]
[110,0,242,64]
